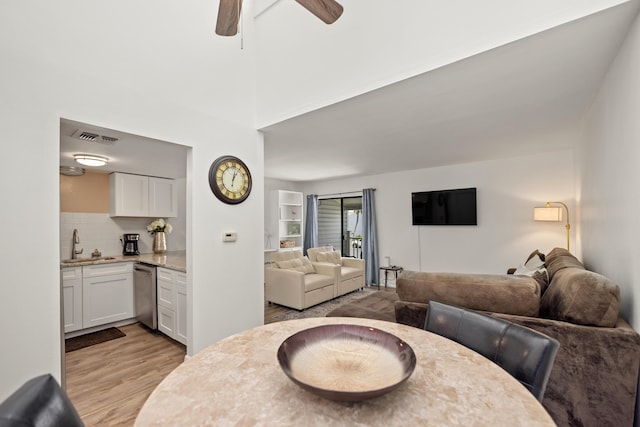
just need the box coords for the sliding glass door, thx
[317,196,363,258]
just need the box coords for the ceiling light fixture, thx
[74,154,108,167]
[534,201,571,251]
[59,166,85,176]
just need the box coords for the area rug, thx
[65,327,126,353]
[273,287,383,321]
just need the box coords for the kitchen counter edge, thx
[60,251,187,272]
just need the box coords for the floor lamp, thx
[533,201,571,252]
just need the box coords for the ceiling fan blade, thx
[215,0,242,36]
[294,0,343,24]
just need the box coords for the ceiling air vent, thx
[100,135,119,144]
[76,131,99,142]
[71,129,119,145]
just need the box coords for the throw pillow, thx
[513,265,550,294]
[531,268,550,294]
[299,256,316,273]
[524,249,545,270]
[316,251,341,264]
[276,256,316,274]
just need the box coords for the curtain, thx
[362,188,379,285]
[303,194,318,256]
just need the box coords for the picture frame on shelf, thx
[287,223,301,236]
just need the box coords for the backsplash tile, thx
[60,213,183,260]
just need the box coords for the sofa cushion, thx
[540,268,620,327]
[491,313,640,427]
[276,256,316,274]
[397,270,540,317]
[303,273,335,292]
[545,248,585,279]
[340,265,363,280]
[316,251,341,264]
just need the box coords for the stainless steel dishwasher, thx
[134,263,157,330]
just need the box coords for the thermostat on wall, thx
[223,231,237,242]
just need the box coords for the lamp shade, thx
[534,207,562,222]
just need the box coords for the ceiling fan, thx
[215,0,343,36]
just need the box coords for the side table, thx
[379,265,403,288]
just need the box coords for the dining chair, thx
[424,301,559,402]
[0,374,84,427]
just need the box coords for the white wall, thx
[0,0,263,399]
[578,11,640,328]
[302,149,576,277]
[255,0,630,126]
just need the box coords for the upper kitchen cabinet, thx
[149,177,178,217]
[109,172,178,218]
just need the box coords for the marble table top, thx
[135,317,556,426]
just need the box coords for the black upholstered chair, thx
[425,301,559,402]
[0,374,84,427]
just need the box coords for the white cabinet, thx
[109,172,177,218]
[176,283,187,344]
[82,262,134,329]
[62,267,83,333]
[149,177,178,217]
[274,190,304,251]
[156,267,187,345]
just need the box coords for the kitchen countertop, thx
[60,250,187,272]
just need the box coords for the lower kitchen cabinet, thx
[62,267,83,333]
[82,262,134,329]
[158,305,176,338]
[157,267,187,345]
[176,283,187,344]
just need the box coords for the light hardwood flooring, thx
[65,305,290,426]
[65,290,389,425]
[65,323,186,426]
[264,300,291,324]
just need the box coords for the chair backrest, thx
[0,374,84,427]
[271,249,304,264]
[425,301,559,402]
[306,246,334,262]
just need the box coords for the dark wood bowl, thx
[277,324,416,401]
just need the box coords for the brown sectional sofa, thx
[392,248,640,427]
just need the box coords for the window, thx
[317,196,362,257]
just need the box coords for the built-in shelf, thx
[274,190,303,251]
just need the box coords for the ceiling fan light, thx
[74,154,108,167]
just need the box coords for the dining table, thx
[135,317,556,426]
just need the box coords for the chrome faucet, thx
[71,229,83,259]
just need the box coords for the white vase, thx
[153,232,167,254]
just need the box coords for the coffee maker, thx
[122,233,140,256]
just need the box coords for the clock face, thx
[208,156,252,204]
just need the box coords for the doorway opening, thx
[317,196,363,258]
[59,117,190,422]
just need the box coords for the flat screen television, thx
[411,188,477,225]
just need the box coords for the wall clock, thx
[208,155,252,204]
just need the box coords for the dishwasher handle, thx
[135,263,155,273]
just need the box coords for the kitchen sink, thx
[62,256,117,263]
